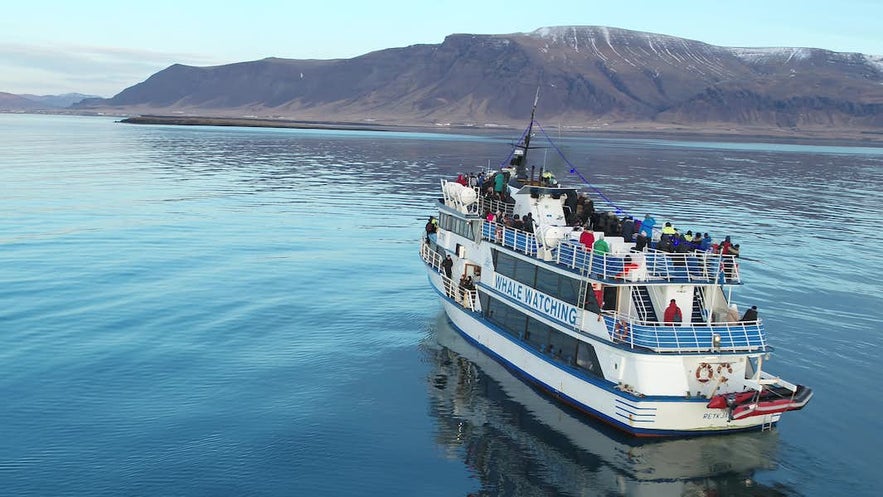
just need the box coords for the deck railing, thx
[419,242,479,312]
[480,221,539,256]
[602,312,767,353]
[480,221,740,284]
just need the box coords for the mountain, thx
[0,92,50,111]
[0,92,99,111]
[19,93,99,108]
[74,26,883,134]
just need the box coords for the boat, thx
[418,93,812,437]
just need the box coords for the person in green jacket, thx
[592,234,610,254]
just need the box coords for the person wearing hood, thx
[493,171,505,194]
[592,234,610,255]
[741,305,758,322]
[663,299,683,324]
[700,233,712,251]
[639,213,656,238]
[621,216,635,242]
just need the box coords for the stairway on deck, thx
[632,286,659,322]
[692,287,706,323]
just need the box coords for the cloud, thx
[0,42,226,97]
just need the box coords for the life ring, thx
[695,362,715,383]
[716,363,733,382]
[613,320,630,341]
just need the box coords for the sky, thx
[2,0,882,97]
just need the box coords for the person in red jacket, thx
[663,299,683,324]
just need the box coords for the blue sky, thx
[2,0,882,97]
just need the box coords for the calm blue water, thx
[1,114,881,496]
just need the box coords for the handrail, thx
[478,221,740,284]
[419,242,479,312]
[420,242,445,273]
[603,311,767,353]
[481,221,539,255]
[478,196,515,219]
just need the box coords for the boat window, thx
[525,317,550,350]
[439,213,474,239]
[483,292,603,378]
[576,342,604,378]
[534,268,558,296]
[534,266,580,307]
[514,260,537,286]
[484,294,527,339]
[548,330,578,365]
[493,250,517,279]
[558,276,579,306]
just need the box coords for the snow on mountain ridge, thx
[730,47,813,63]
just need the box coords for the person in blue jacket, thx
[700,232,712,251]
[639,213,656,238]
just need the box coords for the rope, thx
[533,120,629,216]
[499,125,532,169]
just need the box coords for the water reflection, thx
[423,316,793,497]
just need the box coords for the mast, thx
[511,87,540,181]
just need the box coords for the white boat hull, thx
[431,273,779,436]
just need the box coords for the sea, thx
[1,113,881,497]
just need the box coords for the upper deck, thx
[480,221,741,285]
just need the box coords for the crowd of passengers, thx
[452,171,742,258]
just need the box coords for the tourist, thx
[730,243,741,258]
[663,299,683,324]
[442,255,453,279]
[719,235,733,255]
[523,212,534,233]
[635,231,649,251]
[639,214,656,238]
[494,171,505,194]
[741,305,758,322]
[621,216,635,242]
[580,229,595,250]
[458,274,470,302]
[592,234,610,255]
[726,304,740,322]
[700,232,712,251]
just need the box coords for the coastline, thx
[4,110,880,146]
[116,114,883,147]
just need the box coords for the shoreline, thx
[5,110,880,146]
[117,114,883,147]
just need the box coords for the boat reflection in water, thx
[423,316,791,497]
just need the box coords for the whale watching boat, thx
[419,95,812,437]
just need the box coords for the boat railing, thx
[419,243,479,312]
[477,222,740,284]
[601,311,767,353]
[556,241,741,284]
[420,242,445,272]
[480,221,539,256]
[478,196,515,219]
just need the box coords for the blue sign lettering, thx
[494,275,578,326]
